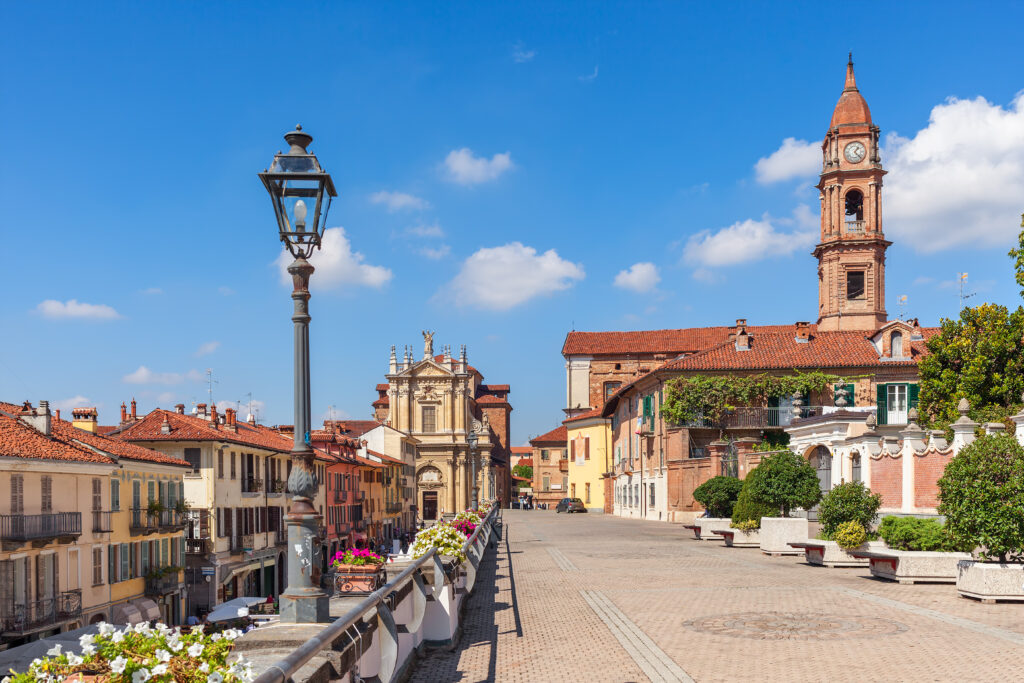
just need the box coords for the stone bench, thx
[683,518,731,541]
[788,540,885,567]
[846,549,972,584]
[712,528,760,548]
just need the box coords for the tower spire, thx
[845,52,857,91]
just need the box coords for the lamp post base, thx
[279,510,329,624]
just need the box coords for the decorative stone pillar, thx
[1011,395,1024,448]
[733,437,758,479]
[707,440,728,480]
[949,398,979,451]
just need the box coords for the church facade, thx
[373,334,512,519]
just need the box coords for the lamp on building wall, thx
[467,430,479,510]
[259,125,337,624]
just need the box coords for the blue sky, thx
[2,2,1023,445]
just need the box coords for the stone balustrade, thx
[236,504,501,683]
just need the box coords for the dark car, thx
[555,498,587,513]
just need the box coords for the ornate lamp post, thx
[259,125,337,623]
[467,430,479,510]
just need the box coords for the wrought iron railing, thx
[241,476,263,494]
[91,510,113,533]
[230,534,254,553]
[0,590,82,633]
[186,538,210,554]
[158,510,185,529]
[386,502,402,514]
[130,508,156,533]
[267,479,286,495]
[145,573,182,595]
[275,528,288,545]
[676,406,830,430]
[0,513,81,541]
[334,490,349,503]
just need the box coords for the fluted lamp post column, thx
[468,431,479,510]
[259,125,337,623]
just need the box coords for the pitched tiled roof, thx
[510,446,532,454]
[660,329,938,372]
[514,457,533,467]
[0,410,112,464]
[372,397,389,407]
[562,324,807,356]
[366,449,404,465]
[329,420,382,438]
[479,384,510,392]
[563,408,605,424]
[376,384,390,392]
[475,395,508,405]
[529,425,567,446]
[114,409,294,453]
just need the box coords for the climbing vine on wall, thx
[660,371,858,429]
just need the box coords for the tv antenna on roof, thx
[206,369,218,407]
[897,295,908,320]
[958,273,976,311]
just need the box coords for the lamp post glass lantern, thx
[260,125,337,624]
[468,431,479,510]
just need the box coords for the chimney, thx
[25,400,53,436]
[224,408,237,432]
[209,403,218,425]
[247,412,256,426]
[196,403,208,418]
[72,406,99,433]
[160,414,172,435]
[130,398,137,420]
[910,318,924,340]
[175,403,185,415]
[734,319,749,351]
[795,321,810,343]
[55,409,61,421]
[735,318,747,330]
[120,402,128,423]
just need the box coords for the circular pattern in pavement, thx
[685,611,908,640]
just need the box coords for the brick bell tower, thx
[815,55,891,332]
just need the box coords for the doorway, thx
[807,446,832,521]
[422,491,438,521]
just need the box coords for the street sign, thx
[201,567,215,577]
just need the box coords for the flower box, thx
[713,528,760,548]
[788,540,885,567]
[956,561,1024,603]
[846,549,973,584]
[759,517,808,556]
[333,563,387,594]
[684,518,732,541]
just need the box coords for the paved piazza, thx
[412,510,1024,682]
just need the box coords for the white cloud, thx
[691,268,720,284]
[406,223,444,238]
[420,245,451,260]
[754,137,820,184]
[36,299,120,320]
[579,66,599,83]
[512,44,536,63]
[54,396,91,413]
[195,341,220,357]
[369,190,429,212]
[276,227,392,292]
[613,262,661,293]
[123,366,184,385]
[684,209,817,268]
[445,242,585,310]
[319,405,351,423]
[884,92,1024,251]
[443,148,513,185]
[156,392,176,404]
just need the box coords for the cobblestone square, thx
[412,510,1024,682]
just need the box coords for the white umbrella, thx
[206,596,268,623]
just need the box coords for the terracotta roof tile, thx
[475,395,508,405]
[563,408,605,424]
[562,324,807,356]
[530,425,567,445]
[115,409,294,453]
[510,446,532,454]
[366,449,404,465]
[514,457,533,467]
[0,410,112,464]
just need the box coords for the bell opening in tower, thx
[844,189,864,233]
[846,271,866,300]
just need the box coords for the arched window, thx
[891,332,904,358]
[844,189,864,232]
[851,453,862,483]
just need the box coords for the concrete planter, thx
[956,561,1024,603]
[713,528,760,548]
[683,518,732,541]
[789,540,885,567]
[847,549,973,584]
[759,517,808,556]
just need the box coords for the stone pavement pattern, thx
[410,510,1024,682]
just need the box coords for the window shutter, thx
[570,440,575,459]
[876,384,888,425]
[908,384,920,410]
[585,437,590,460]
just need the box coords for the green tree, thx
[730,478,779,527]
[817,481,881,538]
[917,303,1024,431]
[1009,213,1024,300]
[937,433,1024,562]
[744,450,822,517]
[512,464,533,487]
[692,476,744,518]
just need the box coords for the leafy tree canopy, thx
[512,464,533,486]
[918,303,1024,431]
[692,476,743,518]
[744,450,822,517]
[1009,213,1024,300]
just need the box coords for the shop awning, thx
[111,602,143,625]
[220,564,255,585]
[135,598,161,622]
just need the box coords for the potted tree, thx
[742,450,821,555]
[713,478,776,548]
[687,476,743,541]
[939,433,1024,602]
[789,481,883,567]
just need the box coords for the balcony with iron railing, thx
[675,406,832,430]
[0,590,81,634]
[241,476,263,495]
[230,534,254,553]
[558,458,569,472]
[334,490,348,504]
[91,510,113,533]
[266,479,286,496]
[0,512,81,543]
[186,538,211,554]
[386,502,402,514]
[145,573,182,596]
[274,528,287,545]
[158,510,185,530]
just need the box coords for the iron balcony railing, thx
[91,510,113,533]
[676,406,830,430]
[386,502,402,514]
[186,538,210,554]
[158,510,185,529]
[130,508,158,534]
[0,513,81,541]
[0,590,82,633]
[145,573,181,596]
[230,534,254,553]
[267,480,286,495]
[241,476,263,494]
[274,528,287,545]
[334,490,348,503]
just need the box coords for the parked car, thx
[555,498,587,513]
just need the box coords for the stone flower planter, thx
[956,561,1024,603]
[788,540,885,567]
[683,518,732,541]
[333,563,387,594]
[713,528,760,548]
[847,549,973,584]
[759,517,808,556]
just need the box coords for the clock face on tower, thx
[844,141,866,163]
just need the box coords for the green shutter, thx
[876,384,888,425]
[908,383,919,410]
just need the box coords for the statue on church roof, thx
[422,330,435,358]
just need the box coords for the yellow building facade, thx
[564,409,612,513]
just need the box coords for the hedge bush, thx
[834,521,868,550]
[937,433,1024,562]
[877,516,966,552]
[818,481,882,539]
[730,478,778,529]
[693,476,744,518]
[744,450,822,517]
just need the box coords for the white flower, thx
[209,633,222,642]
[98,622,115,635]
[151,664,168,675]
[111,630,125,643]
[222,628,240,640]
[45,644,62,656]
[207,673,224,683]
[4,676,12,683]
[132,668,151,683]
[169,639,184,652]
[187,643,204,657]
[29,659,41,669]
[199,662,210,673]
[79,633,96,647]
[110,656,128,674]
[135,621,152,634]
[81,643,96,656]
[68,654,84,666]
[155,649,171,663]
